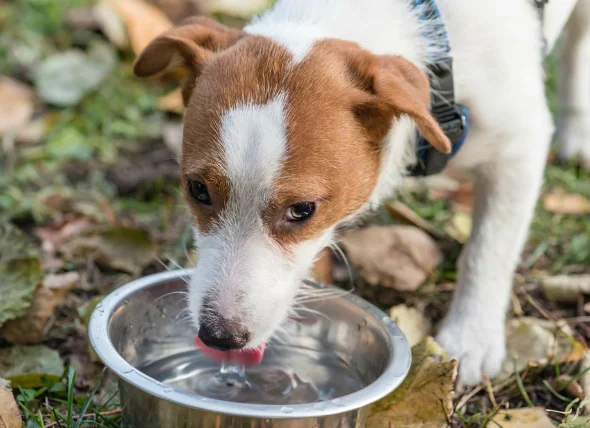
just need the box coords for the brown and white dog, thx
[134,0,590,386]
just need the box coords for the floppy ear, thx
[134,17,244,105]
[338,42,451,153]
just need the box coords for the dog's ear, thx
[134,17,245,105]
[338,42,451,153]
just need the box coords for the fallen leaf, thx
[102,0,173,55]
[544,192,590,215]
[0,224,42,328]
[495,318,586,381]
[386,201,446,240]
[389,304,431,347]
[93,0,129,48]
[35,216,96,254]
[157,89,184,114]
[552,375,585,400]
[0,346,64,388]
[61,225,157,275]
[0,384,21,428]
[540,275,590,303]
[339,225,442,291]
[367,337,456,428]
[443,211,472,243]
[1,272,79,344]
[0,76,34,136]
[203,0,274,19]
[34,41,116,107]
[492,408,553,428]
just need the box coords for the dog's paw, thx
[436,314,506,388]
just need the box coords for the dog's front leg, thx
[436,153,548,387]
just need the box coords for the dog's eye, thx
[187,180,212,205]
[285,202,315,222]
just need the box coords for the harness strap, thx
[534,0,549,55]
[410,0,468,177]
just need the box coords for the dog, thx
[134,0,590,386]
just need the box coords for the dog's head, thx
[135,18,449,356]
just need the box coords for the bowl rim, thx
[89,269,411,419]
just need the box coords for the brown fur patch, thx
[180,36,292,233]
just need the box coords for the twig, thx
[45,408,121,428]
[483,374,497,408]
[454,385,484,413]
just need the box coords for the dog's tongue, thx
[194,337,266,365]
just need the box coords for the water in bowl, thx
[139,344,367,405]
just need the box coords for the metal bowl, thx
[89,269,411,427]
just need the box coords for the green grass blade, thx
[66,367,76,427]
[74,368,106,428]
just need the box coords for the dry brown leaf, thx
[367,337,456,428]
[0,77,34,137]
[340,225,442,291]
[543,192,590,215]
[495,317,586,381]
[1,272,79,344]
[390,304,431,347]
[35,216,96,254]
[386,201,446,240]
[552,375,585,400]
[101,0,173,55]
[492,408,553,428]
[540,274,590,303]
[157,89,184,114]
[0,385,21,428]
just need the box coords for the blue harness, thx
[411,0,468,176]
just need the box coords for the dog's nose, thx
[197,319,250,351]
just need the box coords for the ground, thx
[0,1,589,427]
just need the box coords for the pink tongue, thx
[194,337,266,365]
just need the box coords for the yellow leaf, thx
[492,408,553,428]
[104,0,173,55]
[368,337,456,428]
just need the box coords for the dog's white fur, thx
[186,0,590,386]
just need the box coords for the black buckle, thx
[432,103,466,144]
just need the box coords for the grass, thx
[15,368,120,428]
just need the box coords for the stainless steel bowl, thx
[89,269,411,427]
